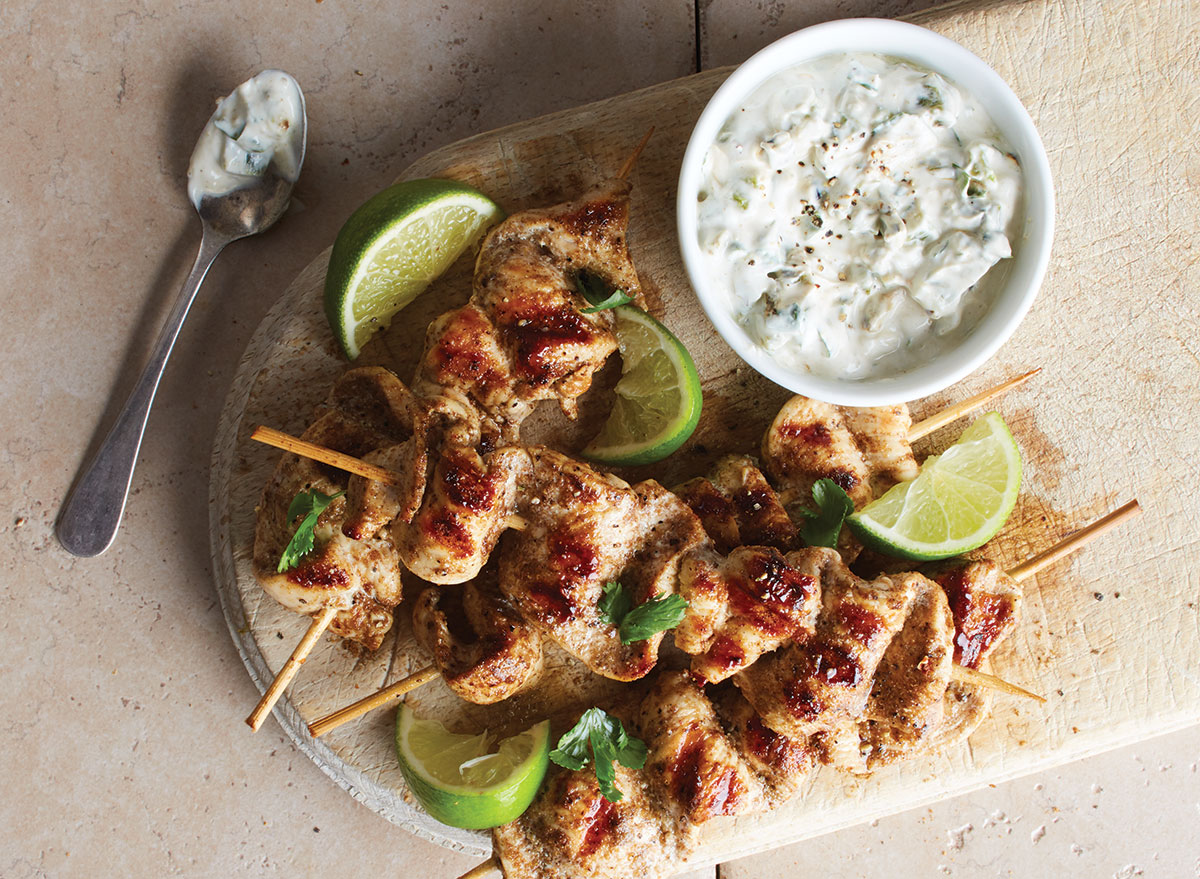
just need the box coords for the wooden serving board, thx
[209,0,1200,868]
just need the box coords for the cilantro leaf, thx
[277,488,344,573]
[617,595,688,644]
[796,478,854,548]
[575,272,634,313]
[597,580,633,629]
[549,708,648,802]
[596,581,688,644]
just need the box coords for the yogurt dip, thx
[696,53,1022,381]
[187,70,305,210]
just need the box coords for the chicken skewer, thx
[458,502,1138,879]
[246,134,660,729]
[244,367,413,729]
[309,499,1136,739]
[290,373,1041,735]
[292,377,1041,734]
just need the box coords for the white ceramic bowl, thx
[677,19,1054,406]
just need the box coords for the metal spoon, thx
[57,70,307,557]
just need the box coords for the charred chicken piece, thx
[853,572,955,770]
[712,684,816,806]
[639,671,766,828]
[411,568,543,705]
[762,396,919,560]
[414,179,645,434]
[493,749,683,879]
[675,546,821,685]
[926,558,1023,670]
[498,448,708,682]
[734,556,925,742]
[675,455,796,554]
[252,367,410,650]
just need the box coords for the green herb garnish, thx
[796,478,855,548]
[597,581,689,644]
[576,272,634,313]
[549,707,648,802]
[917,85,943,110]
[277,488,344,572]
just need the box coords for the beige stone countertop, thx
[3,1,1196,876]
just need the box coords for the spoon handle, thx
[57,229,231,557]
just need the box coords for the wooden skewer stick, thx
[246,605,339,731]
[456,858,500,879]
[951,664,1046,703]
[251,425,404,486]
[908,367,1041,441]
[1006,499,1140,583]
[249,427,529,533]
[307,665,440,738]
[616,127,655,180]
[957,499,1141,705]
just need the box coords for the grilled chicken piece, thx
[854,573,955,770]
[839,405,919,495]
[494,752,683,879]
[498,448,708,681]
[926,558,1023,669]
[712,685,816,805]
[763,397,875,511]
[675,455,796,554]
[396,440,530,585]
[411,570,543,704]
[415,179,645,433]
[675,546,821,684]
[639,671,766,828]
[734,555,923,742]
[343,391,530,586]
[252,367,410,650]
[762,396,918,559]
[919,558,1025,754]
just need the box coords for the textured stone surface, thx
[2,0,1197,877]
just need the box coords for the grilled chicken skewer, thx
[245,368,414,729]
[310,498,1135,739]
[246,137,658,729]
[462,501,1138,879]
[291,374,1039,735]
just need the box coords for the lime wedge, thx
[395,704,550,829]
[582,306,702,466]
[324,179,503,360]
[847,412,1021,560]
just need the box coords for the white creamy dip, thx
[697,53,1022,380]
[187,70,305,210]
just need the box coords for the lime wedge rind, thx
[325,180,503,360]
[583,306,702,467]
[848,412,1021,561]
[395,705,549,829]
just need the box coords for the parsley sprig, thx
[796,478,855,548]
[549,707,648,802]
[597,581,688,644]
[575,272,634,313]
[277,488,344,573]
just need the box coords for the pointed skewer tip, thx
[616,127,655,180]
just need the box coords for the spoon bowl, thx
[197,168,299,240]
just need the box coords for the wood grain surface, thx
[209,0,1200,869]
